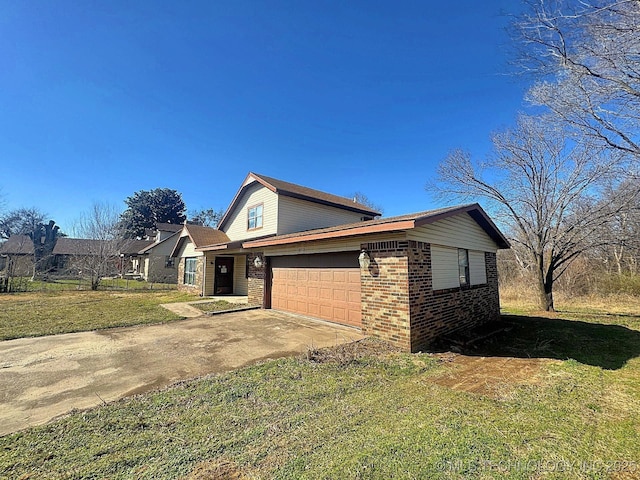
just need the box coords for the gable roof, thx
[52,238,109,256]
[138,231,180,254]
[217,172,381,230]
[0,235,34,255]
[119,239,155,256]
[155,222,183,233]
[242,204,510,249]
[170,224,230,257]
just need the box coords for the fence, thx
[0,276,178,293]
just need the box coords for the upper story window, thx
[247,204,263,230]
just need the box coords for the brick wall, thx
[247,252,265,306]
[360,240,411,351]
[361,240,501,352]
[407,243,500,351]
[177,256,204,294]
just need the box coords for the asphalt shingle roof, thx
[0,235,34,255]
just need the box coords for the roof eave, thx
[196,243,229,252]
[217,172,263,231]
[242,220,415,248]
[277,190,381,217]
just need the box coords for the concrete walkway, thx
[0,310,362,436]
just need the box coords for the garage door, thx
[270,252,362,327]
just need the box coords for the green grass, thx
[0,290,199,340]
[1,299,639,479]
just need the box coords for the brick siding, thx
[361,240,500,352]
[177,256,204,294]
[360,241,411,351]
[247,252,265,306]
[408,244,499,351]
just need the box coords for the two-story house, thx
[173,172,510,352]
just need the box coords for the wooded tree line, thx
[432,0,640,310]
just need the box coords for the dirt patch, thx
[303,337,402,365]
[431,353,548,398]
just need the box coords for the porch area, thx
[202,252,249,297]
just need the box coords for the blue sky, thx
[1,0,528,231]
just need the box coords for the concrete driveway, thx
[0,309,362,436]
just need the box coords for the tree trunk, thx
[536,261,555,312]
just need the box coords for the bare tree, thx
[515,0,640,159]
[188,208,224,227]
[347,192,383,215]
[432,114,640,311]
[72,202,129,290]
[0,207,46,240]
[593,179,640,275]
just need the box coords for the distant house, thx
[171,224,231,293]
[136,223,182,283]
[119,239,154,277]
[171,172,510,352]
[0,235,35,277]
[52,238,119,276]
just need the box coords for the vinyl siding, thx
[177,237,201,258]
[431,245,460,290]
[233,255,248,295]
[145,255,178,283]
[407,212,498,252]
[148,236,179,257]
[263,232,405,257]
[204,253,215,295]
[469,250,487,285]
[222,182,278,241]
[276,195,369,235]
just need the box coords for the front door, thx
[214,257,234,294]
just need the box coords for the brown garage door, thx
[270,253,362,327]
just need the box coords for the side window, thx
[165,256,175,268]
[469,251,487,285]
[458,249,469,286]
[247,204,263,230]
[184,257,197,285]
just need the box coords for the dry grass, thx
[500,284,640,316]
[181,459,246,480]
[193,300,253,313]
[304,337,403,365]
[0,290,199,340]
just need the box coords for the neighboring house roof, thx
[242,204,511,249]
[218,172,381,230]
[119,239,155,256]
[52,238,109,256]
[0,235,34,255]
[171,224,230,257]
[138,231,179,254]
[155,222,183,233]
[197,233,275,252]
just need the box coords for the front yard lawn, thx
[1,298,639,479]
[0,290,198,340]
